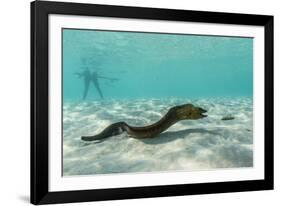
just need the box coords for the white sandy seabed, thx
[63,97,253,176]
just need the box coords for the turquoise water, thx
[62,29,254,175]
[63,29,253,101]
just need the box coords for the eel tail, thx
[81,122,127,141]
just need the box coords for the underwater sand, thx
[63,97,253,176]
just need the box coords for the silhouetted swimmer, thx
[74,69,118,100]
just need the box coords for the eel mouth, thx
[201,113,208,118]
[199,108,208,118]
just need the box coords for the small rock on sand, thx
[221,116,235,121]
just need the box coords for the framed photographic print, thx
[31,0,274,204]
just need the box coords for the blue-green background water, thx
[62,29,254,175]
[63,29,253,100]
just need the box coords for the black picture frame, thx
[31,0,274,205]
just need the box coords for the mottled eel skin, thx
[81,104,207,141]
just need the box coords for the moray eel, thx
[81,104,207,141]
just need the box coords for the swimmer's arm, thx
[98,75,119,81]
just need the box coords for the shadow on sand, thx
[80,128,223,146]
[139,128,221,145]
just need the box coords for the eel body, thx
[81,104,207,141]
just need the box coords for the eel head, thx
[173,104,207,120]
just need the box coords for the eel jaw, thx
[201,113,208,118]
[199,108,208,118]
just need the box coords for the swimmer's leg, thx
[93,81,104,99]
[83,80,90,100]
